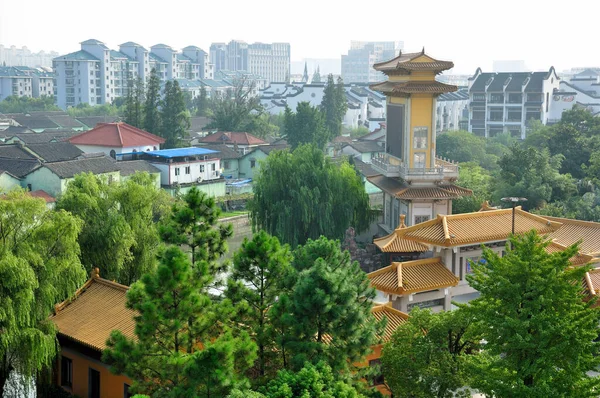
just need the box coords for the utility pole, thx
[501,197,528,234]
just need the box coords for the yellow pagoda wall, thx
[409,94,434,168]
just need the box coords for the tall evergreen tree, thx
[0,190,86,395]
[464,231,600,397]
[312,66,321,83]
[226,231,292,380]
[143,68,161,134]
[124,77,145,128]
[160,80,190,148]
[103,247,257,397]
[320,74,347,139]
[196,86,209,117]
[284,102,329,149]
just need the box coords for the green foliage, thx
[124,77,144,128]
[452,162,492,214]
[195,86,209,117]
[312,66,321,83]
[0,189,86,394]
[103,246,257,398]
[494,144,577,209]
[159,187,233,277]
[56,172,169,285]
[66,103,121,117]
[143,68,162,135]
[284,102,329,149]
[160,80,190,148]
[436,130,505,171]
[320,74,347,139]
[226,231,292,380]
[347,126,369,139]
[250,145,371,247]
[464,231,600,397]
[272,237,382,374]
[258,362,369,398]
[0,95,59,113]
[381,308,479,398]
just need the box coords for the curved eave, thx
[369,81,458,97]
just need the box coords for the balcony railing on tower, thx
[371,153,459,181]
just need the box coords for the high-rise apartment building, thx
[210,40,290,83]
[54,39,214,109]
[341,41,403,83]
[0,45,59,68]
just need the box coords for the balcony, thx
[371,153,459,181]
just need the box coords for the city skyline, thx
[1,0,599,75]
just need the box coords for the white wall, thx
[151,159,221,186]
[73,144,161,157]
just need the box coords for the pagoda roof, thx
[374,207,561,250]
[370,80,457,96]
[372,303,409,343]
[368,257,459,295]
[373,50,454,73]
[546,240,598,267]
[545,216,600,256]
[50,269,134,352]
[367,175,472,200]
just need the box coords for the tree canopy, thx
[320,74,347,139]
[0,95,59,113]
[464,231,600,397]
[284,102,329,149]
[143,68,162,135]
[160,80,190,148]
[0,190,86,396]
[250,144,371,247]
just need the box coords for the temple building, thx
[369,49,472,234]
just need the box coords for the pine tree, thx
[160,80,190,148]
[226,231,292,379]
[143,68,161,134]
[464,231,600,397]
[320,74,348,140]
[312,66,321,83]
[124,78,136,126]
[103,247,257,397]
[196,86,209,117]
[284,102,329,149]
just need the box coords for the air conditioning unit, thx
[197,176,203,183]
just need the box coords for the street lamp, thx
[501,197,528,234]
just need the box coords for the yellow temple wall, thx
[409,94,434,168]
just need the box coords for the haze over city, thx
[1,0,599,74]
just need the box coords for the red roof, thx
[28,190,56,203]
[68,122,165,148]
[199,131,267,146]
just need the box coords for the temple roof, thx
[50,269,135,352]
[367,175,472,200]
[374,207,561,250]
[546,241,597,267]
[370,80,457,96]
[545,216,600,256]
[369,257,459,295]
[373,50,454,73]
[372,303,409,343]
[584,268,600,298]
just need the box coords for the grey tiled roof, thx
[1,126,34,134]
[0,144,37,160]
[75,116,120,128]
[487,74,510,91]
[26,142,83,163]
[0,158,40,177]
[11,115,60,130]
[505,73,531,91]
[47,115,86,129]
[115,160,160,176]
[44,156,119,178]
[524,72,546,92]
[469,73,494,92]
[203,144,242,159]
[10,131,80,144]
[344,141,384,153]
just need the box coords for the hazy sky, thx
[1,0,598,74]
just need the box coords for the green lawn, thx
[219,210,249,219]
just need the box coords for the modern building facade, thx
[341,41,404,83]
[0,66,33,101]
[0,45,59,68]
[467,68,560,138]
[210,40,290,83]
[436,88,469,132]
[53,39,214,109]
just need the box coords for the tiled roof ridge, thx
[368,257,442,278]
[116,123,124,146]
[372,302,409,319]
[544,215,600,228]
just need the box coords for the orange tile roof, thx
[585,268,600,297]
[372,303,409,342]
[370,80,457,96]
[367,176,471,200]
[50,270,135,351]
[368,257,458,295]
[546,241,598,267]
[375,208,561,250]
[373,51,454,73]
[545,216,600,256]
[374,215,429,253]
[28,190,56,203]
[68,122,165,148]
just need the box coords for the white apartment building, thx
[210,40,291,84]
[548,69,600,122]
[467,68,560,139]
[436,88,469,132]
[0,66,33,101]
[53,39,214,109]
[0,45,59,68]
[341,41,403,83]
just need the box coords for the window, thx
[506,109,522,122]
[368,359,385,386]
[109,150,116,159]
[508,93,522,103]
[124,384,133,398]
[89,368,100,398]
[185,166,191,174]
[60,356,73,387]
[175,167,180,176]
[413,152,425,168]
[489,107,503,121]
[211,163,216,171]
[413,126,428,149]
[250,159,256,168]
[466,257,487,274]
[199,164,205,173]
[473,93,485,101]
[472,110,485,120]
[527,93,542,102]
[414,215,430,224]
[489,93,504,103]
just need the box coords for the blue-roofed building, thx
[139,147,225,197]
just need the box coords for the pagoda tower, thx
[369,49,471,234]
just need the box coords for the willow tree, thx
[249,144,370,247]
[0,190,86,396]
